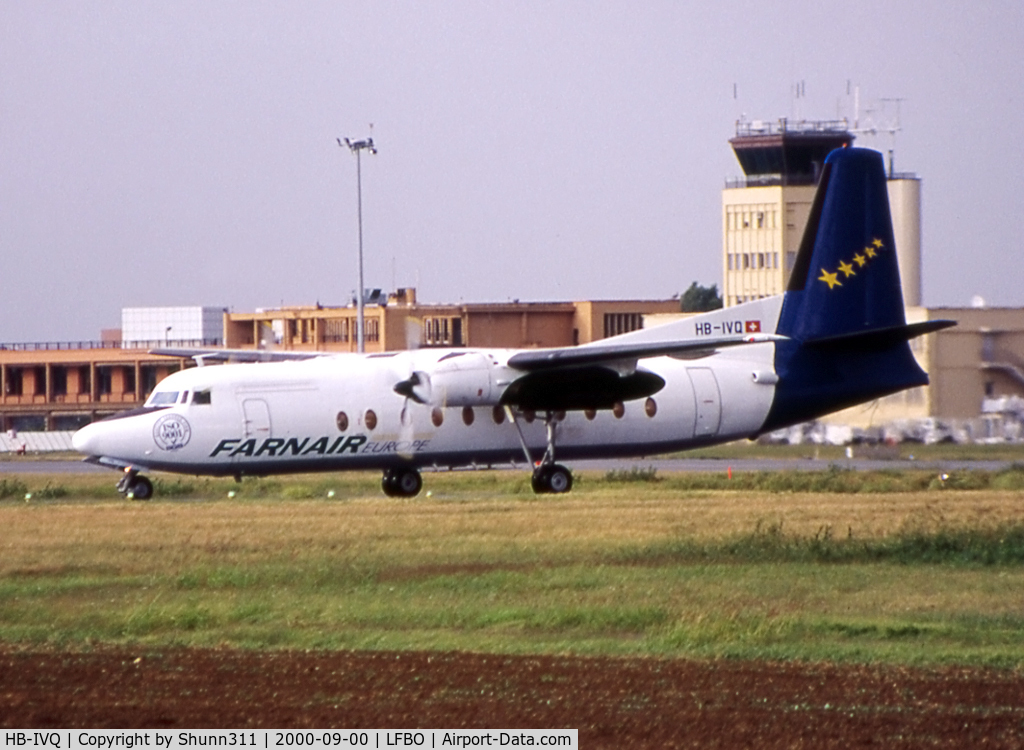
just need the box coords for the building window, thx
[365,318,380,343]
[603,313,643,338]
[424,317,463,346]
[324,318,349,343]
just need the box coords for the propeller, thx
[393,371,432,404]
[392,348,439,459]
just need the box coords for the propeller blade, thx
[393,371,432,404]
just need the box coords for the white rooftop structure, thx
[121,306,226,348]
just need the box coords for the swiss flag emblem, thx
[745,320,761,333]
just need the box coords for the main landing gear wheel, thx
[117,470,153,501]
[531,463,573,494]
[382,467,423,498]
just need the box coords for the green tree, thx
[679,282,723,312]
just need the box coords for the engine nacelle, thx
[395,353,503,407]
[428,352,497,406]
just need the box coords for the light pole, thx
[339,136,377,353]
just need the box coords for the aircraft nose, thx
[72,422,101,455]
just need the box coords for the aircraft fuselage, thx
[74,305,782,479]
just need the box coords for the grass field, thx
[3,468,1024,668]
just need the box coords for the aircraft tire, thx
[394,468,422,497]
[382,468,422,498]
[381,470,399,497]
[531,466,551,494]
[546,465,573,494]
[129,476,153,501]
[531,464,573,494]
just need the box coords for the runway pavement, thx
[0,456,1014,475]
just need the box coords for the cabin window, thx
[431,408,444,427]
[364,410,377,430]
[336,411,349,431]
[645,398,657,418]
[491,406,505,425]
[584,409,597,421]
[612,402,625,419]
[148,391,179,406]
[462,406,474,426]
[179,391,190,404]
[192,390,212,405]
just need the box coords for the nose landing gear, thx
[116,468,153,500]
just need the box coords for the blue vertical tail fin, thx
[761,147,954,432]
[777,147,906,341]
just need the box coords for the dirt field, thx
[2,648,1023,747]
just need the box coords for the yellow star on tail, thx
[818,268,842,289]
[872,238,884,248]
[838,260,856,278]
[853,252,867,267]
[864,244,877,259]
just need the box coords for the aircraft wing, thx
[149,347,326,364]
[506,332,786,371]
[499,333,786,410]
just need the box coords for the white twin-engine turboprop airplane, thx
[73,147,954,499]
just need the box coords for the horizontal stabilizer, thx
[804,319,957,350]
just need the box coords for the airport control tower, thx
[722,118,921,308]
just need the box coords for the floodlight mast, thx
[339,136,378,353]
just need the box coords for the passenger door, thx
[241,398,272,440]
[687,368,721,438]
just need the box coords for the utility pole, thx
[338,135,377,353]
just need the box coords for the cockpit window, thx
[148,391,179,406]
[192,390,212,405]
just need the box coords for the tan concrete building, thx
[0,293,680,430]
[222,289,679,354]
[0,345,190,431]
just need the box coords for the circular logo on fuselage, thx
[153,414,192,451]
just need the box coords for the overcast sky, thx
[2,1,1022,342]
